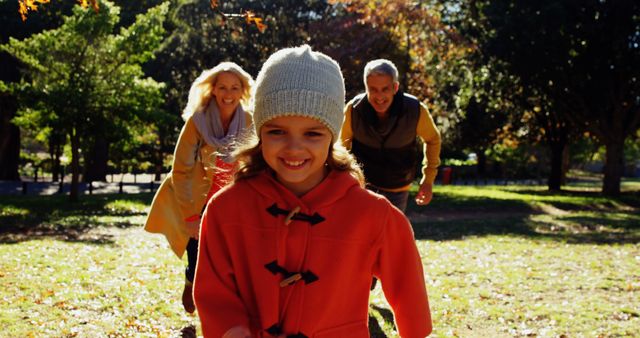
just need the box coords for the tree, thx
[479,0,640,195]
[1,0,76,181]
[2,0,168,201]
[331,0,475,133]
[0,80,20,181]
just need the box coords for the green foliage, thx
[476,0,640,194]
[624,130,640,165]
[2,0,169,198]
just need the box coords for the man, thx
[340,59,441,213]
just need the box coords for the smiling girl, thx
[193,46,432,338]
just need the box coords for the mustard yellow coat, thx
[144,112,252,258]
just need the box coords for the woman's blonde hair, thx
[233,134,365,187]
[182,62,254,120]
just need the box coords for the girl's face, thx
[212,72,243,114]
[261,116,332,197]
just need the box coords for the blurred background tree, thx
[471,0,640,195]
[2,1,168,201]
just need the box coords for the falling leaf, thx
[244,10,256,24]
[254,18,267,33]
[90,0,99,12]
[244,11,267,33]
[17,0,50,21]
[19,2,27,21]
[25,0,39,11]
[210,0,219,9]
[17,0,101,21]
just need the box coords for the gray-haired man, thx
[340,59,441,213]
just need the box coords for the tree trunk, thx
[49,134,63,182]
[49,139,56,181]
[476,149,486,176]
[69,128,81,202]
[154,127,170,181]
[548,140,566,191]
[154,160,163,182]
[84,136,108,182]
[561,144,570,185]
[602,138,624,196]
[0,93,20,181]
[53,142,62,182]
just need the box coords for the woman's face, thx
[212,72,243,114]
[260,116,332,197]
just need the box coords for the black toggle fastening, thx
[266,324,282,335]
[266,203,325,225]
[288,333,308,338]
[264,324,308,338]
[264,260,319,286]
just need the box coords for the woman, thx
[144,62,254,313]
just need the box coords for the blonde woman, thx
[145,62,254,313]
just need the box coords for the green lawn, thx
[1,182,638,337]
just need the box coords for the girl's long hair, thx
[182,62,254,121]
[233,134,365,187]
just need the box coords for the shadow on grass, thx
[179,325,197,338]
[0,193,153,244]
[422,193,535,214]
[517,188,640,210]
[409,189,640,245]
[368,304,396,338]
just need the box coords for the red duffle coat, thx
[194,170,432,337]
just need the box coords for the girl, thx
[194,46,432,337]
[144,62,253,313]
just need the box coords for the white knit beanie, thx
[252,45,345,139]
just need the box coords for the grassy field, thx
[1,179,638,337]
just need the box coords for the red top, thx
[206,157,235,202]
[185,157,235,222]
[194,170,432,337]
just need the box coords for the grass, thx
[0,193,200,337]
[1,180,639,337]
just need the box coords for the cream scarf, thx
[191,99,247,163]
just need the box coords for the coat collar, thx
[246,170,360,210]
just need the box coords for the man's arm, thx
[339,103,354,150]
[415,103,441,205]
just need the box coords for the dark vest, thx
[350,91,421,189]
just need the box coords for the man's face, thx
[365,73,399,115]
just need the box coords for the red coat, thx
[194,170,432,337]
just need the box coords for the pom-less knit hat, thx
[252,45,345,139]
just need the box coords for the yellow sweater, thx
[144,112,252,258]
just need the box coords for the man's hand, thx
[415,182,433,206]
[185,218,201,240]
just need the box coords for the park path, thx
[0,173,163,195]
